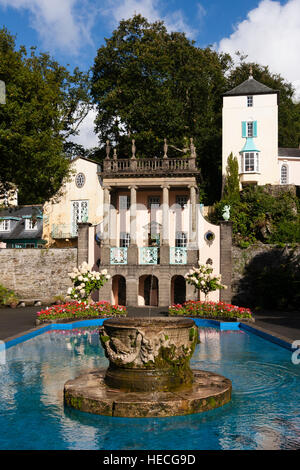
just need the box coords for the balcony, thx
[139,247,159,265]
[99,138,200,178]
[170,247,187,265]
[110,247,128,265]
[51,224,77,239]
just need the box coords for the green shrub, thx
[211,185,300,245]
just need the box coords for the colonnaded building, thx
[43,140,231,308]
[41,73,300,307]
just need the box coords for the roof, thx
[278,148,300,158]
[0,205,43,241]
[224,76,278,97]
[240,138,260,153]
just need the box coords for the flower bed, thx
[36,301,127,324]
[168,301,253,321]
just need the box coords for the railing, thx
[170,247,187,265]
[102,157,195,174]
[139,247,159,265]
[110,247,128,265]
[51,224,77,239]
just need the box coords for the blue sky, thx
[0,0,299,147]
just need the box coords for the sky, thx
[0,0,299,148]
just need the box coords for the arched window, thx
[280,165,288,185]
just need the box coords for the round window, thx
[204,231,215,245]
[75,172,85,188]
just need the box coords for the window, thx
[242,121,257,137]
[71,200,89,235]
[25,218,37,230]
[176,196,188,209]
[175,232,187,247]
[281,165,288,184]
[75,172,85,188]
[120,232,130,247]
[119,195,130,210]
[247,122,253,137]
[148,196,160,209]
[0,219,10,231]
[243,152,259,173]
[26,243,35,248]
[247,96,253,107]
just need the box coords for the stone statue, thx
[222,205,230,221]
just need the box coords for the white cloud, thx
[68,107,98,149]
[0,0,96,54]
[196,2,206,21]
[218,0,300,100]
[101,0,196,38]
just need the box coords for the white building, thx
[222,73,300,188]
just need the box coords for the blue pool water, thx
[0,321,300,450]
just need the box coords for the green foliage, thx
[223,153,240,201]
[0,28,90,204]
[91,14,232,203]
[211,185,300,246]
[0,283,19,306]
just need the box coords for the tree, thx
[91,15,232,203]
[0,28,91,204]
[222,153,240,201]
[91,17,300,203]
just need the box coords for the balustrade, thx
[170,247,187,265]
[110,247,128,265]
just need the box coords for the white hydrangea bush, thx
[67,262,111,303]
[185,261,226,300]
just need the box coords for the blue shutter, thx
[242,121,247,137]
[253,121,257,137]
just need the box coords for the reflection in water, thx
[0,326,300,450]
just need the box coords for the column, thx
[128,185,138,264]
[188,184,198,264]
[101,185,111,265]
[161,184,170,246]
[160,184,170,265]
[103,185,111,246]
[220,221,233,303]
[129,185,137,246]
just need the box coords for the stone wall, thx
[232,243,300,308]
[0,248,77,304]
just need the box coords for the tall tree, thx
[91,15,232,203]
[0,28,90,204]
[223,153,240,201]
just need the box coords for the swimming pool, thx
[0,319,299,450]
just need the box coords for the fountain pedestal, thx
[64,317,232,418]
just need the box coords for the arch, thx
[138,275,159,306]
[171,275,186,305]
[112,275,126,306]
[280,164,288,185]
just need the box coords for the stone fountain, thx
[64,317,231,417]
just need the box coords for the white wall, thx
[222,93,278,186]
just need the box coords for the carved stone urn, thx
[99,317,199,392]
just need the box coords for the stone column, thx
[158,274,171,307]
[128,185,138,264]
[160,184,170,265]
[103,186,111,245]
[101,185,111,266]
[188,184,198,264]
[220,221,232,303]
[77,222,92,267]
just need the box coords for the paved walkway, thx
[0,305,299,343]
